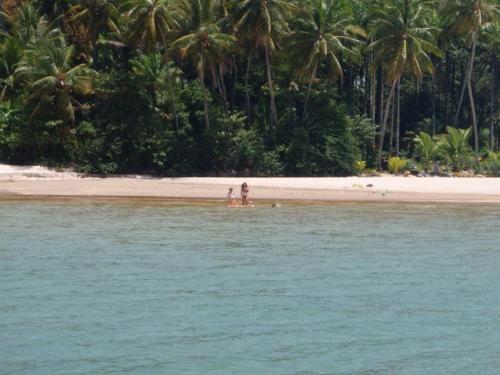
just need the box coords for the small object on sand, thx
[272,202,282,208]
[366,184,374,188]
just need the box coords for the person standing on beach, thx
[226,187,236,207]
[241,182,249,206]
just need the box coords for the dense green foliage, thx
[0,0,498,175]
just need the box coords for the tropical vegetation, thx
[0,0,498,176]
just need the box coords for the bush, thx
[257,148,285,176]
[479,152,500,176]
[354,160,366,175]
[387,157,408,174]
[284,86,360,176]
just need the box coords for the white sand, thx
[1,163,500,203]
[0,163,79,180]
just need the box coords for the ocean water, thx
[1,201,500,375]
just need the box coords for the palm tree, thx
[171,0,235,129]
[226,0,294,126]
[15,35,97,124]
[446,0,500,153]
[0,3,43,43]
[0,36,23,102]
[131,52,182,125]
[368,0,442,169]
[120,0,182,127]
[121,0,179,52]
[438,126,472,171]
[414,131,443,171]
[67,0,120,63]
[287,0,365,116]
[485,25,499,151]
[35,0,69,22]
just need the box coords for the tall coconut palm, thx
[446,0,499,153]
[0,35,23,102]
[35,0,69,22]
[67,0,121,63]
[131,52,182,126]
[121,0,182,127]
[368,0,442,169]
[171,0,235,129]
[287,0,365,116]
[484,24,499,151]
[226,0,294,126]
[15,35,97,124]
[121,0,179,52]
[0,3,44,43]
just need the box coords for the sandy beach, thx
[1,163,500,203]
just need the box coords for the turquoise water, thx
[1,201,500,374]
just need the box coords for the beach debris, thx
[272,202,282,208]
[366,184,374,188]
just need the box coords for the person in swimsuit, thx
[241,182,249,206]
[226,187,236,207]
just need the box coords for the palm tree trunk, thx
[377,79,398,170]
[370,61,377,154]
[264,43,278,126]
[432,74,436,136]
[390,89,395,154]
[304,61,318,118]
[465,32,479,153]
[491,51,496,151]
[245,57,252,118]
[199,67,210,130]
[210,65,227,108]
[371,66,376,126]
[445,52,450,123]
[468,71,479,153]
[454,31,477,127]
[379,69,384,125]
[219,65,228,109]
[363,56,369,115]
[396,78,401,157]
[164,56,179,130]
[92,32,99,68]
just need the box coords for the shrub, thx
[387,157,408,174]
[257,148,285,176]
[285,88,360,176]
[413,131,443,172]
[354,160,366,175]
[438,127,472,172]
[479,152,500,176]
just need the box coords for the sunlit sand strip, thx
[1,175,500,204]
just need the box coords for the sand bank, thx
[1,164,500,203]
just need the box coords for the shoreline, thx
[2,177,500,204]
[2,163,500,204]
